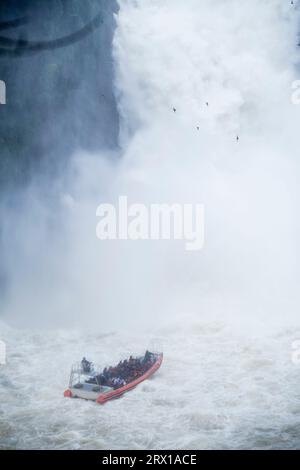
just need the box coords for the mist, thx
[1,0,300,333]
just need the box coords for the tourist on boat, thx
[95,373,106,386]
[97,352,155,387]
[112,377,126,389]
[144,350,151,363]
[81,357,92,373]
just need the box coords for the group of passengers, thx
[96,351,155,389]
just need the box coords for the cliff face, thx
[0,0,120,189]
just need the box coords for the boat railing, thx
[69,362,102,388]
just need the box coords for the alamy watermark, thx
[0,80,6,105]
[96,196,205,251]
[0,340,6,365]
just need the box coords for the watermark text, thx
[96,196,205,251]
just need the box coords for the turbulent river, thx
[1,320,300,450]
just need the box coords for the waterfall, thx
[1,0,300,329]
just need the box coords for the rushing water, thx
[1,0,300,450]
[1,320,300,450]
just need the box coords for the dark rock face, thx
[0,0,120,189]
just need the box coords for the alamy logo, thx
[0,340,6,365]
[96,196,205,251]
[0,80,6,104]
